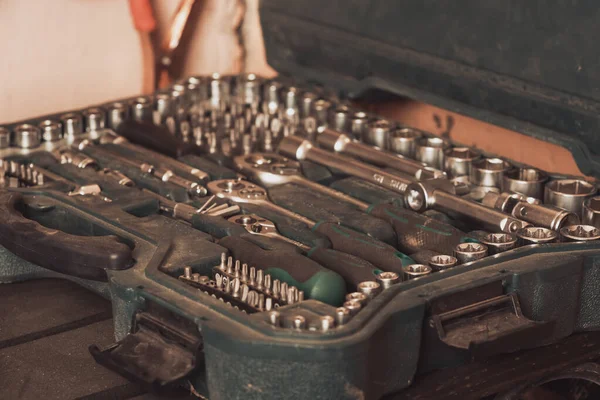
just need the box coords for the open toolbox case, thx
[2,2,600,399]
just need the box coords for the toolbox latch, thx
[430,283,554,360]
[89,303,203,391]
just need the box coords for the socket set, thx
[2,74,600,399]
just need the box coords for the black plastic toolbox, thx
[1,2,600,399]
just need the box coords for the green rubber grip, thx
[307,247,382,290]
[218,235,346,306]
[312,221,412,275]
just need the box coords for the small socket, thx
[350,111,369,139]
[132,96,153,122]
[545,179,596,217]
[319,315,336,332]
[444,147,480,178]
[453,242,488,264]
[106,102,129,130]
[343,300,362,315]
[38,120,62,142]
[503,167,548,199]
[59,113,84,139]
[388,127,422,158]
[583,196,600,229]
[332,105,351,133]
[560,224,600,242]
[82,107,106,133]
[345,292,368,305]
[335,307,351,325]
[402,264,432,280]
[470,158,511,188]
[357,281,381,298]
[13,124,41,149]
[415,137,448,169]
[292,315,306,330]
[0,127,9,149]
[429,255,458,271]
[365,119,390,149]
[480,233,517,254]
[516,226,558,245]
[268,311,281,327]
[376,271,401,289]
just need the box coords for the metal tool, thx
[75,140,207,197]
[415,137,448,170]
[516,227,558,245]
[315,127,445,180]
[335,307,351,325]
[346,292,369,306]
[402,264,432,280]
[503,167,548,199]
[428,255,458,271]
[331,105,352,133]
[480,233,517,254]
[357,281,381,298]
[13,124,41,149]
[545,179,597,217]
[39,120,63,142]
[375,271,400,289]
[97,132,209,182]
[444,147,480,178]
[406,180,529,233]
[0,127,10,149]
[470,158,511,188]
[209,178,409,276]
[313,99,331,127]
[364,119,390,149]
[560,224,600,242]
[105,102,130,130]
[483,191,578,231]
[350,111,369,140]
[279,136,414,194]
[388,127,422,158]
[453,242,488,264]
[229,214,310,251]
[82,108,106,133]
[132,97,154,122]
[583,196,600,228]
[60,113,84,139]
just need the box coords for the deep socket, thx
[388,127,422,158]
[365,119,390,149]
[60,113,84,139]
[415,137,448,169]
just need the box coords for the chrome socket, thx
[428,254,458,271]
[583,196,600,228]
[544,179,596,217]
[38,120,62,142]
[388,127,422,158]
[350,111,369,140]
[60,113,84,139]
[453,242,488,264]
[82,107,106,133]
[263,81,282,115]
[376,271,401,289]
[365,119,390,149]
[106,102,129,130]
[503,167,548,199]
[480,233,517,254]
[470,158,511,188]
[560,224,600,242]
[313,99,332,127]
[516,226,558,245]
[154,92,173,123]
[402,264,432,280]
[415,137,448,169]
[343,300,362,316]
[444,147,480,178]
[346,292,369,306]
[335,307,351,325]
[300,92,317,117]
[357,281,381,299]
[331,105,352,133]
[13,124,41,149]
[0,127,10,149]
[132,96,154,122]
[238,73,261,105]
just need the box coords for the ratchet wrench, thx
[278,136,529,234]
[235,152,474,255]
[207,178,409,275]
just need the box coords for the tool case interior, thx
[2,2,600,399]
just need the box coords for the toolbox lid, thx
[260,1,600,177]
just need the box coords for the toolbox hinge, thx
[89,303,203,391]
[429,281,555,360]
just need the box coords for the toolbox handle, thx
[0,191,134,281]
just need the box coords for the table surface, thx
[0,278,197,400]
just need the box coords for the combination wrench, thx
[207,178,410,275]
